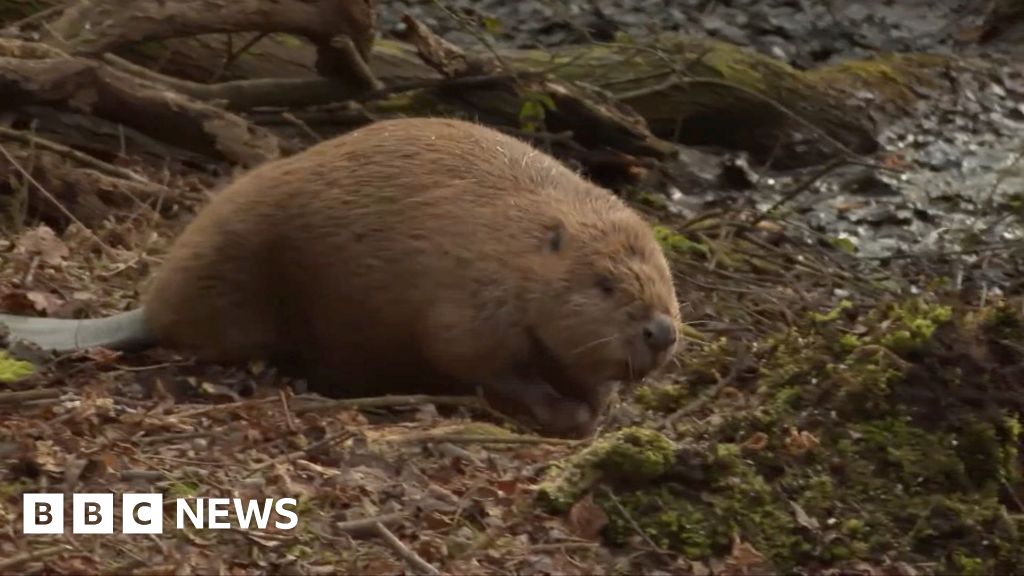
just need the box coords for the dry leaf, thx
[567,493,609,541]
[16,225,69,265]
[25,291,65,315]
[723,537,770,575]
[784,428,820,456]
[82,346,122,364]
[494,478,520,496]
[0,291,37,314]
[741,432,769,451]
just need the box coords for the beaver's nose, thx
[643,314,677,353]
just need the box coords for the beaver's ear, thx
[543,220,566,253]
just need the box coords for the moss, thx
[594,296,1024,572]
[536,427,675,513]
[604,486,720,558]
[837,333,861,352]
[636,192,668,210]
[166,481,200,499]
[652,225,709,258]
[830,347,906,417]
[809,299,853,323]
[634,382,690,412]
[847,418,968,493]
[517,91,557,133]
[831,236,858,254]
[952,551,987,576]
[955,415,1021,488]
[806,54,949,104]
[878,299,953,355]
[0,351,35,382]
[603,444,806,568]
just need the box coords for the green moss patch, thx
[539,296,1024,573]
[536,427,676,512]
[0,350,35,382]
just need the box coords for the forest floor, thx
[3,1,1024,574]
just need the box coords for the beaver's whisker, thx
[569,333,619,356]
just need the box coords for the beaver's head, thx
[524,197,681,413]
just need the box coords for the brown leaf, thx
[26,291,66,315]
[414,536,449,563]
[723,537,770,575]
[741,432,769,452]
[82,346,122,364]
[494,478,520,496]
[0,291,37,314]
[16,225,69,265]
[423,510,455,530]
[566,493,609,541]
[784,428,820,456]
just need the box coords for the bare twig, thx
[247,430,356,473]
[212,32,270,82]
[292,394,485,413]
[667,349,749,425]
[279,387,298,433]
[137,429,227,445]
[0,388,66,405]
[0,545,71,571]
[428,0,510,73]
[0,126,156,186]
[0,142,118,256]
[1,3,70,33]
[336,513,404,537]
[749,156,850,225]
[111,360,193,372]
[617,75,863,160]
[601,487,675,556]
[170,396,282,419]
[280,112,323,142]
[392,433,577,446]
[526,542,601,552]
[374,521,442,575]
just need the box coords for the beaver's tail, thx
[0,308,156,353]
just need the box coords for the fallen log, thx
[0,38,281,167]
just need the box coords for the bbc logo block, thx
[123,493,164,534]
[22,494,63,534]
[22,493,298,534]
[23,493,164,535]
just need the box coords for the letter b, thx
[73,494,114,534]
[23,494,64,534]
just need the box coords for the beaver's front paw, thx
[482,378,615,439]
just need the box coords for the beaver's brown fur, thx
[143,117,681,438]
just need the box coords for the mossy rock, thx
[535,427,676,513]
[589,296,1024,573]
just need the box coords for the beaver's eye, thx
[544,223,564,253]
[595,275,615,296]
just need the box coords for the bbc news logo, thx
[23,493,299,534]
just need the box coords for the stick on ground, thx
[374,521,442,576]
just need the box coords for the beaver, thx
[0,117,681,438]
